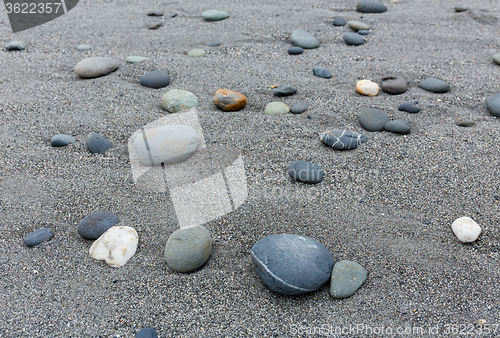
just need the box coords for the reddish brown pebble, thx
[214,89,247,111]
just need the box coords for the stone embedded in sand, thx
[399,101,421,113]
[288,46,304,55]
[320,129,367,150]
[288,160,324,184]
[457,119,476,127]
[187,49,206,57]
[214,89,247,111]
[5,40,25,50]
[140,70,170,89]
[348,20,370,31]
[23,228,54,247]
[359,108,390,132]
[357,0,387,13]
[136,327,158,338]
[265,102,290,115]
[356,80,379,96]
[50,134,75,147]
[78,211,119,240]
[76,44,91,51]
[126,56,148,64]
[164,226,213,273]
[418,77,450,93]
[313,66,332,79]
[330,260,367,298]
[486,92,500,118]
[492,53,500,65]
[74,57,119,79]
[161,89,198,113]
[451,217,481,243]
[86,133,112,154]
[289,29,319,49]
[202,10,229,22]
[384,119,411,134]
[89,226,138,267]
[205,41,222,47]
[147,10,163,16]
[147,21,163,30]
[273,84,297,96]
[381,75,407,94]
[343,33,365,46]
[332,17,347,26]
[290,102,308,114]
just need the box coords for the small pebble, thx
[23,228,54,247]
[202,10,229,22]
[384,119,411,134]
[451,217,481,243]
[288,46,304,55]
[136,328,158,338]
[381,74,407,95]
[358,30,370,35]
[454,6,469,12]
[398,101,421,113]
[161,89,198,113]
[147,10,163,16]
[147,21,163,30]
[168,12,177,18]
[76,44,91,51]
[290,102,308,114]
[265,102,290,115]
[356,80,379,96]
[90,226,138,267]
[273,84,297,96]
[139,70,170,89]
[343,33,365,46]
[74,57,119,79]
[126,56,148,63]
[359,108,390,132]
[313,66,332,79]
[330,260,367,298]
[357,0,387,13]
[289,29,319,49]
[332,17,347,26]
[418,77,450,93]
[486,92,500,117]
[492,53,500,65]
[214,89,247,111]
[205,41,222,47]
[187,49,205,57]
[77,211,119,240]
[288,160,324,184]
[50,134,75,147]
[320,129,367,150]
[164,226,213,273]
[5,40,26,50]
[457,119,476,127]
[86,133,112,154]
[348,20,370,31]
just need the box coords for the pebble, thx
[164,226,213,273]
[358,30,370,35]
[288,160,324,184]
[343,33,365,46]
[23,228,54,247]
[147,21,163,30]
[492,53,500,65]
[356,80,379,96]
[330,260,367,298]
[359,108,390,132]
[187,49,205,57]
[161,89,198,113]
[139,70,170,89]
[320,129,367,150]
[289,29,319,49]
[418,77,450,93]
[74,57,119,79]
[265,102,290,115]
[76,44,91,51]
[457,119,476,127]
[50,134,75,147]
[313,66,332,79]
[126,56,148,63]
[214,89,247,111]
[202,10,229,22]
[451,217,481,243]
[398,101,421,113]
[250,234,334,295]
[136,328,158,338]
[86,133,112,154]
[356,0,387,13]
[205,41,222,47]
[168,12,177,18]
[454,6,469,12]
[133,125,199,166]
[384,119,411,134]
[332,17,347,26]
[288,46,304,55]
[290,102,308,114]
[89,226,138,268]
[147,10,163,16]
[273,84,297,96]
[77,211,119,240]
[486,92,500,117]
[381,75,407,94]
[5,40,25,50]
[348,20,370,31]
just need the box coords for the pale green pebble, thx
[161,89,198,113]
[76,44,91,51]
[5,40,25,50]
[348,20,370,31]
[187,49,206,57]
[202,10,229,22]
[493,53,500,65]
[126,56,148,63]
[330,260,367,299]
[264,102,290,115]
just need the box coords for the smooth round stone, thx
[288,160,324,184]
[348,20,370,31]
[356,80,379,96]
[313,66,332,79]
[452,217,481,243]
[147,21,163,30]
[486,92,500,117]
[136,328,158,338]
[273,84,297,96]
[205,41,221,47]
[265,102,289,115]
[332,17,346,26]
[74,57,119,79]
[454,6,468,12]
[343,33,365,46]
[139,70,170,89]
[86,133,112,154]
[357,0,387,13]
[161,89,198,113]
[493,54,500,65]
[288,46,304,55]
[250,234,334,295]
[126,56,148,63]
[320,129,367,150]
[359,108,390,132]
[90,226,138,267]
[187,48,205,57]
[290,102,308,114]
[289,29,319,49]
[76,44,91,51]
[147,10,163,16]
[457,119,476,127]
[23,228,53,247]
[202,10,229,22]
[398,101,421,113]
[77,211,119,240]
[164,226,213,273]
[5,40,25,50]
[358,30,370,35]
[418,77,450,93]
[134,125,199,166]
[384,119,411,134]
[214,89,247,111]
[330,260,367,299]
[50,134,75,147]
[381,75,407,95]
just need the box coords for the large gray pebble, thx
[74,57,119,79]
[289,30,319,49]
[357,0,387,13]
[164,226,213,273]
[343,33,364,46]
[418,77,450,93]
[359,108,390,132]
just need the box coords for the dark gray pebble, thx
[384,119,411,134]
[457,119,476,127]
[290,102,308,114]
[381,75,407,95]
[205,41,221,47]
[23,228,54,247]
[50,134,75,147]
[147,21,163,30]
[168,12,177,17]
[455,6,468,12]
[288,160,324,184]
[358,30,370,35]
[332,17,347,26]
[86,133,112,154]
[288,46,304,55]
[313,66,331,79]
[418,77,450,93]
[486,92,500,118]
[359,108,390,131]
[398,101,421,113]
[357,0,387,13]
[77,211,119,240]
[320,129,367,150]
[343,33,364,46]
[139,70,170,89]
[273,84,297,96]
[136,327,158,338]
[147,10,163,16]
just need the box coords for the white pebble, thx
[451,217,481,243]
[356,79,379,96]
[89,226,138,267]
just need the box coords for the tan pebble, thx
[356,80,379,96]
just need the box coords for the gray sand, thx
[1,0,500,336]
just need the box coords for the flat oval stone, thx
[89,226,138,267]
[126,56,148,63]
[86,133,112,154]
[139,70,170,89]
[50,134,75,147]
[136,328,158,338]
[205,41,221,47]
[486,92,500,118]
[288,46,304,55]
[359,108,390,132]
[76,44,91,51]
[384,119,411,134]
[23,228,53,247]
[147,10,163,16]
[187,49,205,57]
[357,0,387,13]
[358,30,370,35]
[214,89,247,111]
[356,79,379,96]
[454,6,468,12]
[313,66,332,79]
[74,57,119,79]
[265,102,289,115]
[164,225,213,273]
[343,33,365,46]
[332,17,346,26]
[381,75,407,94]
[288,160,324,184]
[250,234,334,295]
[348,20,370,31]
[330,260,367,298]
[452,217,481,243]
[398,101,421,113]
[289,29,319,49]
[492,53,500,65]
[147,21,163,30]
[202,10,229,22]
[457,119,476,127]
[273,84,297,96]
[320,129,367,150]
[418,77,450,93]
[5,40,25,50]
[77,211,119,240]
[134,125,199,166]
[290,102,308,114]
[161,89,198,113]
